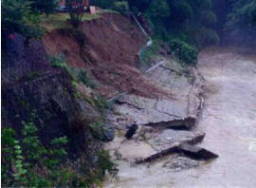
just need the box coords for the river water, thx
[104,47,256,188]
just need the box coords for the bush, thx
[2,0,43,39]
[49,54,96,88]
[1,122,69,187]
[139,40,160,66]
[112,1,129,13]
[194,27,220,47]
[168,39,198,65]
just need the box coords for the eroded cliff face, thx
[42,13,166,99]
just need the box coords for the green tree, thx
[227,0,256,30]
[31,0,59,14]
[2,0,43,39]
[66,0,86,28]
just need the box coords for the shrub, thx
[49,54,96,88]
[1,121,69,187]
[139,40,160,66]
[194,27,220,47]
[112,1,129,13]
[2,0,43,39]
[168,39,198,65]
[66,0,86,28]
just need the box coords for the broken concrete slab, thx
[162,155,200,172]
[135,143,218,164]
[135,144,180,164]
[143,117,196,130]
[147,129,205,151]
[178,143,219,160]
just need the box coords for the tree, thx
[30,0,59,14]
[66,0,86,27]
[227,0,256,30]
[2,0,42,38]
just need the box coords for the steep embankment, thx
[43,13,166,98]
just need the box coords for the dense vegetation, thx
[2,122,115,187]
[93,0,256,64]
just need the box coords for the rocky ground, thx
[104,47,256,188]
[103,55,215,187]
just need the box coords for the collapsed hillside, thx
[43,13,167,98]
[2,12,212,187]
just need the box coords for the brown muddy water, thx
[104,47,256,188]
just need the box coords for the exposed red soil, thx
[43,13,168,98]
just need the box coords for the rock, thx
[125,124,138,139]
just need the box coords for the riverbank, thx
[104,47,256,187]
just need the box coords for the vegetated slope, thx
[43,13,168,98]
[2,33,116,186]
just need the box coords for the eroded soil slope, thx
[43,13,166,98]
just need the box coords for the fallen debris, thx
[135,143,218,164]
[178,144,219,160]
[125,124,138,139]
[135,144,180,164]
[144,117,196,130]
[147,129,205,151]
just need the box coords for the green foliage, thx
[194,27,220,47]
[2,0,43,38]
[96,150,117,176]
[66,0,86,28]
[168,39,198,65]
[112,1,129,13]
[227,0,256,30]
[77,70,96,88]
[31,0,59,14]
[202,10,217,26]
[146,0,170,19]
[139,40,160,65]
[126,0,219,65]
[89,122,106,140]
[49,54,96,88]
[93,95,111,111]
[93,0,119,9]
[1,121,69,187]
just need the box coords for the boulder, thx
[125,124,138,139]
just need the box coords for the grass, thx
[41,13,101,31]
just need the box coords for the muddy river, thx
[104,47,256,188]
